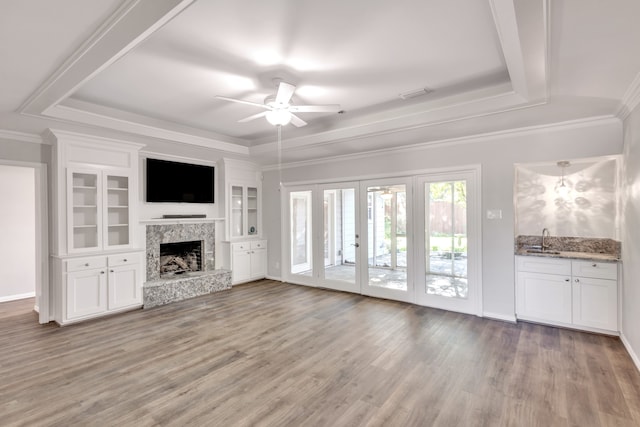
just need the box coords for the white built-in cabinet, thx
[227,240,267,284]
[218,158,267,284]
[65,253,141,320]
[230,184,260,238]
[68,168,133,252]
[516,256,619,334]
[47,130,144,325]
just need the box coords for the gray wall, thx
[262,119,623,319]
[622,105,640,366]
[0,138,51,164]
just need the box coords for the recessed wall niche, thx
[514,156,619,238]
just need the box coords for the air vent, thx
[399,87,433,100]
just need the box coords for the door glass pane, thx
[323,188,356,284]
[231,186,243,237]
[426,181,468,298]
[290,191,313,276]
[367,185,407,291]
[106,175,129,246]
[71,172,99,249]
[247,187,258,235]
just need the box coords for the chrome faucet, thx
[542,228,551,251]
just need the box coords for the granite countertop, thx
[515,249,620,263]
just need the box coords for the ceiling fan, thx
[216,81,341,127]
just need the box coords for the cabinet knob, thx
[85,263,90,267]
[110,269,114,273]
[101,271,105,274]
[565,278,570,282]
[123,259,128,262]
[575,278,579,283]
[592,263,597,267]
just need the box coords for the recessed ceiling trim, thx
[46,103,250,155]
[489,0,530,99]
[253,83,522,148]
[489,0,548,101]
[258,115,620,171]
[20,0,196,116]
[252,92,539,161]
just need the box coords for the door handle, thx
[351,243,360,248]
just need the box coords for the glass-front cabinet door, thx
[68,168,133,253]
[229,184,260,239]
[68,169,102,252]
[231,185,244,238]
[247,186,258,235]
[105,174,131,248]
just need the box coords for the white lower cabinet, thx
[62,252,142,324]
[517,271,572,324]
[107,254,142,310]
[230,240,267,284]
[571,261,618,331]
[516,256,618,334]
[67,267,108,320]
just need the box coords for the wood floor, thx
[1,280,640,426]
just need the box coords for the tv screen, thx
[146,158,214,203]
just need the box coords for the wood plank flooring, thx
[1,280,639,426]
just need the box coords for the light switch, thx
[487,209,502,220]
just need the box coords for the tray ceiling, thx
[4,0,640,164]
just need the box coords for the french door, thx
[285,183,361,293]
[284,169,479,313]
[359,177,413,303]
[415,170,480,314]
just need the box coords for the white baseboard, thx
[483,311,517,323]
[620,332,640,373]
[0,292,35,303]
[265,275,283,282]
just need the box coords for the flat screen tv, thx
[146,158,214,203]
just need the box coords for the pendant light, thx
[556,161,570,197]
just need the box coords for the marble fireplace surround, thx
[143,219,231,308]
[146,222,215,281]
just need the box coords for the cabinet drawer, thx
[67,256,107,272]
[108,253,141,267]
[572,260,617,280]
[232,242,250,252]
[251,240,267,250]
[516,256,571,275]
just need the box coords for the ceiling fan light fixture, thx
[266,109,292,126]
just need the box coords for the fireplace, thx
[159,240,203,277]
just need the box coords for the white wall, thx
[262,119,623,318]
[515,157,618,238]
[0,165,36,301]
[621,105,640,369]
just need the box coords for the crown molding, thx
[0,129,44,144]
[259,115,620,171]
[46,103,250,156]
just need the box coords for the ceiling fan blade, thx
[290,113,307,127]
[275,82,296,105]
[238,111,268,123]
[215,96,269,109]
[289,104,341,113]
